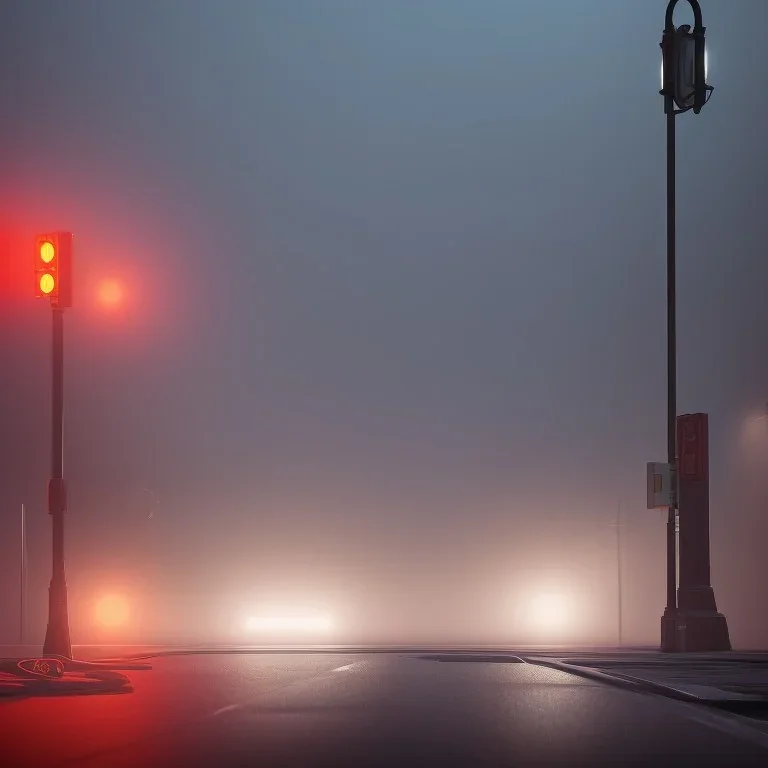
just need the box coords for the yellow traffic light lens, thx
[40,241,55,263]
[39,273,55,294]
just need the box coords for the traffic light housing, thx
[35,232,73,308]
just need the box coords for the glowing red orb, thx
[97,279,124,307]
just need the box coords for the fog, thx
[2,1,768,648]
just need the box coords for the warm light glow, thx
[39,273,55,294]
[94,594,130,628]
[739,411,768,456]
[245,614,333,634]
[39,241,55,263]
[527,592,572,633]
[97,279,124,307]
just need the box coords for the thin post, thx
[20,504,26,644]
[616,501,623,647]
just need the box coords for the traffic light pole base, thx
[42,578,72,659]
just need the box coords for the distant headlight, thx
[526,593,572,633]
[244,615,333,634]
[94,594,131,628]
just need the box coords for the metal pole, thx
[616,501,623,647]
[43,307,72,658]
[20,504,26,645]
[665,110,678,621]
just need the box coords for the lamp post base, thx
[674,611,731,653]
[661,613,678,652]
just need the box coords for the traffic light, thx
[35,232,73,307]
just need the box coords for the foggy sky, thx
[2,1,768,646]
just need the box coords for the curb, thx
[523,657,768,710]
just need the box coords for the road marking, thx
[209,661,362,718]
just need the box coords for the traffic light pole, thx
[43,307,72,659]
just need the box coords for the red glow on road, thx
[97,278,124,308]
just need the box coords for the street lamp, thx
[658,1,713,652]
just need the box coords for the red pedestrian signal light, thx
[35,232,73,307]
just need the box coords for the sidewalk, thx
[525,652,768,712]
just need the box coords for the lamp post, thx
[658,0,713,652]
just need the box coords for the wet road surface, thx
[3,651,768,767]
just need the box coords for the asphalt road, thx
[3,651,768,767]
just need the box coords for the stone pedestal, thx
[674,413,730,652]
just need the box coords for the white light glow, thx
[245,614,333,634]
[527,592,572,633]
